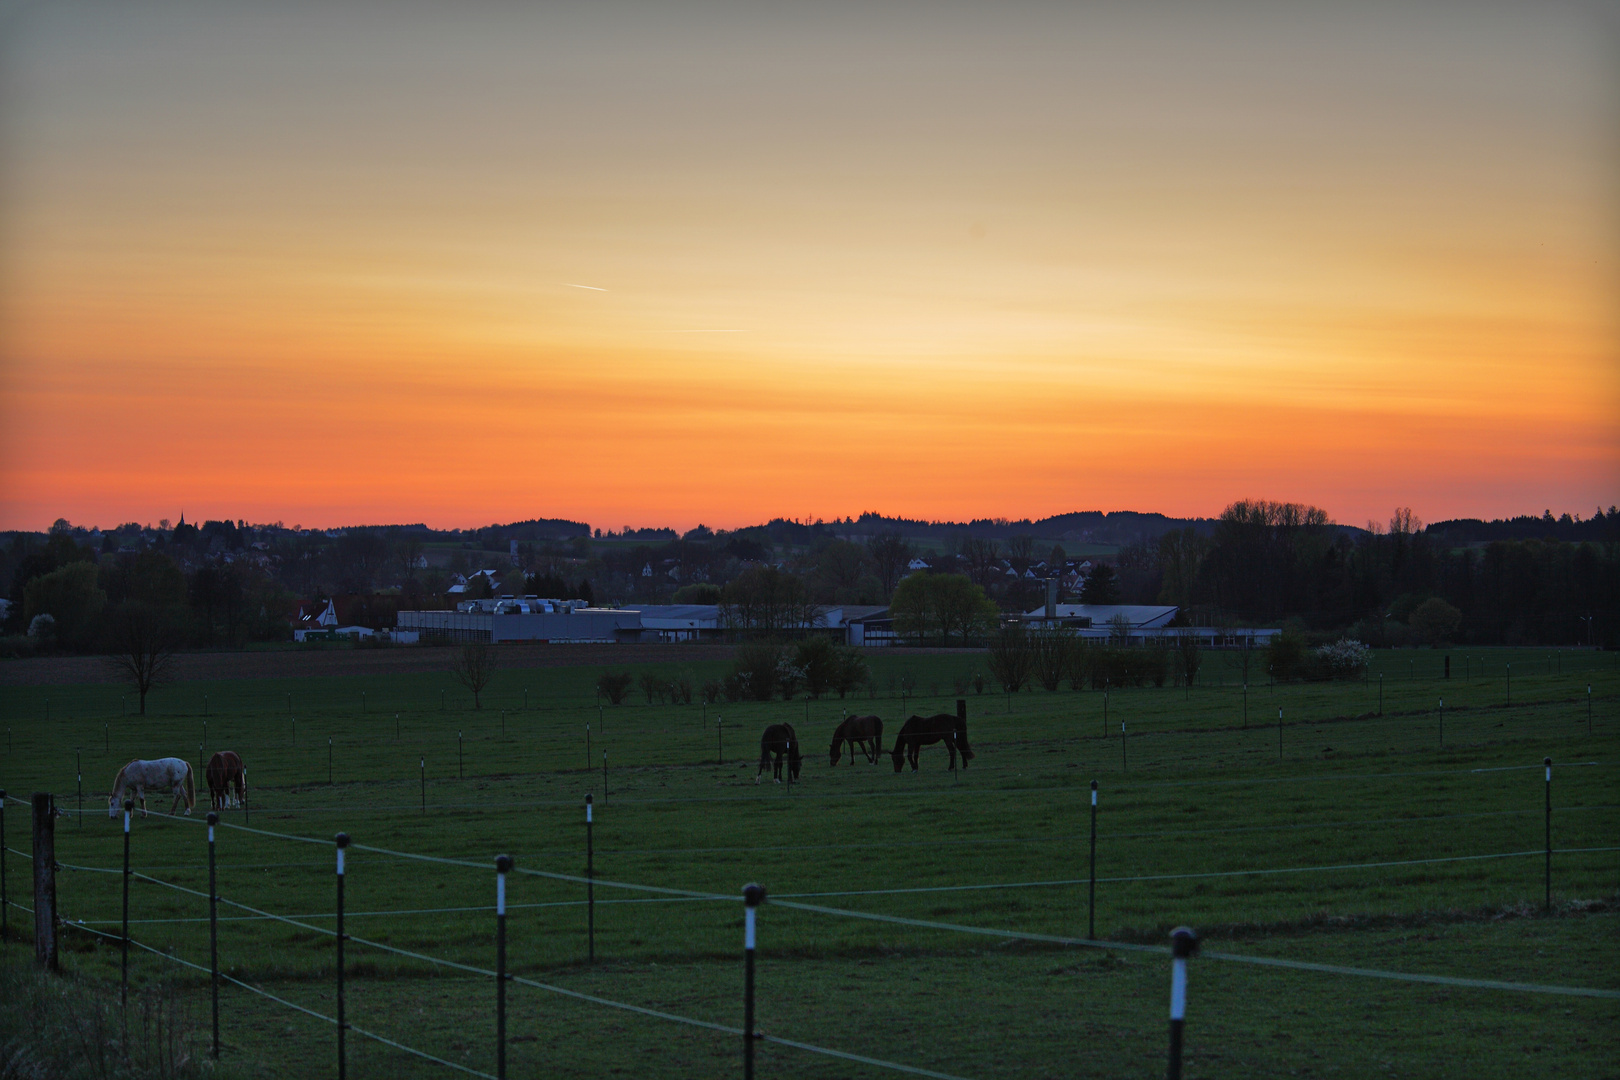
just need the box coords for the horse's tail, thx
[184,762,196,809]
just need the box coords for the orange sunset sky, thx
[2,1,1617,533]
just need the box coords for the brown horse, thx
[755,723,803,784]
[890,713,975,772]
[205,751,247,811]
[829,714,884,765]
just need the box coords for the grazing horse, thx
[755,723,803,784]
[205,751,247,811]
[829,714,884,765]
[108,758,195,818]
[890,713,975,773]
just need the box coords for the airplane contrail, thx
[563,283,607,291]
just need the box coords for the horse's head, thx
[107,794,119,819]
[789,743,803,779]
[891,741,905,772]
[829,739,842,767]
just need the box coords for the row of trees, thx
[592,638,872,705]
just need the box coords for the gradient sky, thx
[2,1,1616,533]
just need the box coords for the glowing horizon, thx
[3,2,1616,535]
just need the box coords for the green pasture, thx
[1,646,1617,1078]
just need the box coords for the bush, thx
[1313,638,1370,679]
[1266,627,1310,681]
[638,671,668,704]
[1408,597,1463,646]
[596,670,633,704]
[731,641,783,701]
[671,671,694,705]
[833,648,870,698]
[795,637,840,698]
[701,678,724,704]
[986,625,1034,693]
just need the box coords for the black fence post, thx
[207,811,220,1059]
[1088,780,1098,940]
[328,737,333,785]
[76,750,82,829]
[0,789,7,941]
[1103,691,1109,738]
[1166,926,1199,1080]
[718,717,724,765]
[742,883,767,1080]
[585,794,595,963]
[1276,708,1283,760]
[121,799,132,1004]
[335,832,350,1080]
[459,732,464,780]
[1378,674,1383,716]
[586,723,592,773]
[495,854,512,1080]
[243,768,250,825]
[1507,663,1511,707]
[602,750,608,799]
[1588,685,1593,736]
[1120,721,1127,771]
[1543,757,1552,912]
[1438,699,1443,747]
[420,757,426,816]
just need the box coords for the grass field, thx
[2,646,1617,1078]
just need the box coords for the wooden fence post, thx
[32,792,57,971]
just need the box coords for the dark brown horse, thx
[829,714,884,765]
[205,751,247,811]
[755,723,803,784]
[890,713,974,772]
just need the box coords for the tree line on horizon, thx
[3,502,1617,674]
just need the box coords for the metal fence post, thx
[1120,721,1127,771]
[459,731,464,779]
[1276,708,1283,760]
[1166,926,1199,1080]
[742,883,767,1080]
[1438,699,1443,747]
[1588,685,1593,736]
[243,768,249,825]
[420,757,426,815]
[122,799,132,1002]
[207,811,220,1059]
[1543,757,1552,911]
[718,717,724,764]
[495,854,512,1080]
[76,750,82,828]
[586,794,595,963]
[1088,780,1098,940]
[335,832,350,1080]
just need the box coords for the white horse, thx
[108,758,195,819]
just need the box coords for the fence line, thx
[32,758,1610,818]
[64,882,984,1080]
[110,847,1620,1004]
[55,845,1620,919]
[65,919,501,1078]
[767,899,1620,1000]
